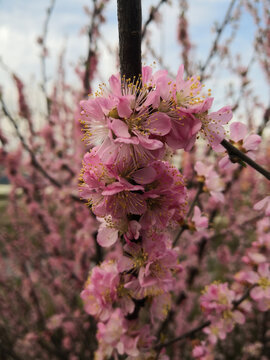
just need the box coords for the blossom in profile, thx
[191,206,208,231]
[196,100,233,149]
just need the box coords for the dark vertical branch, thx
[117,0,142,81]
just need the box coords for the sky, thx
[0,0,269,118]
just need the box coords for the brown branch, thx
[23,262,45,329]
[155,320,211,351]
[258,106,270,136]
[117,0,142,81]
[221,139,270,181]
[173,182,204,246]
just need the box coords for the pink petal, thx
[142,66,152,83]
[147,112,171,135]
[109,74,121,96]
[206,124,226,147]
[137,134,164,150]
[210,106,233,125]
[142,89,160,109]
[230,122,247,142]
[125,193,147,215]
[118,256,134,272]
[97,226,118,247]
[250,286,264,301]
[213,142,226,152]
[132,166,157,184]
[114,136,140,145]
[210,191,224,203]
[117,97,132,118]
[110,119,131,138]
[233,310,245,324]
[266,202,270,216]
[175,65,184,90]
[245,271,259,284]
[258,263,269,278]
[254,196,270,211]
[102,182,125,195]
[219,155,231,170]
[194,161,213,177]
[243,134,261,151]
[80,98,104,120]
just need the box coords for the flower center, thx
[258,277,270,289]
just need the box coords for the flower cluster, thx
[79,65,233,358]
[235,216,270,312]
[200,282,246,345]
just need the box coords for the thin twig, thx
[23,262,45,328]
[221,139,270,181]
[155,285,254,354]
[83,0,99,96]
[155,320,211,351]
[200,0,238,80]
[0,96,61,188]
[141,0,168,39]
[173,182,204,246]
[40,0,56,115]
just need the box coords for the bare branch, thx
[200,0,238,80]
[221,139,270,181]
[0,95,61,188]
[155,285,254,354]
[141,0,168,40]
[117,0,142,81]
[39,0,56,116]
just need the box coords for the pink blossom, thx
[195,161,225,202]
[192,341,211,359]
[192,206,208,230]
[81,68,173,155]
[134,161,187,229]
[150,293,171,322]
[174,65,207,111]
[198,103,232,148]
[201,282,235,316]
[203,321,228,344]
[165,111,202,151]
[80,151,147,218]
[80,260,120,321]
[230,122,261,151]
[246,263,270,306]
[122,235,181,299]
[96,309,139,358]
[219,122,261,169]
